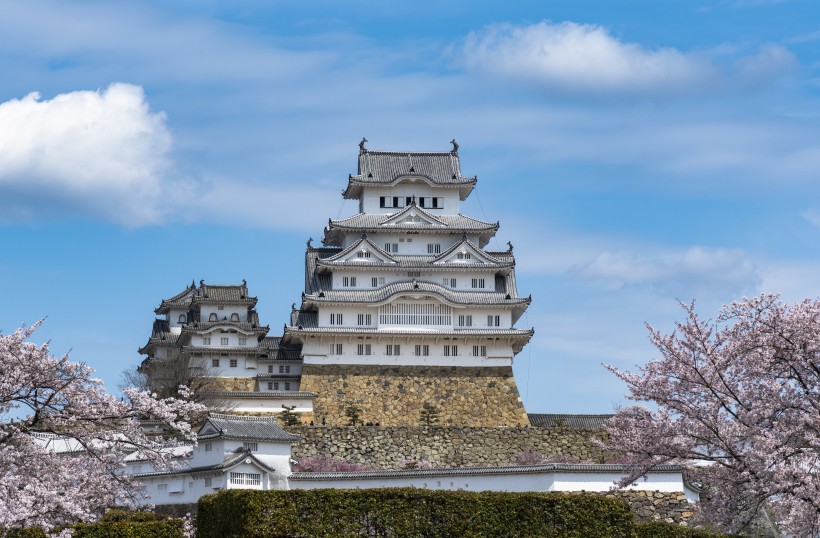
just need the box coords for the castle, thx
[132,141,699,523]
[140,139,533,427]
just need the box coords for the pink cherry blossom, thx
[0,321,205,532]
[606,294,820,536]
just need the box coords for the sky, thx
[2,0,820,414]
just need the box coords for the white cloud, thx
[0,83,173,226]
[575,246,759,296]
[460,20,795,97]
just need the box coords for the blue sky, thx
[2,0,820,413]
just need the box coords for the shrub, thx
[197,488,638,538]
[636,521,739,537]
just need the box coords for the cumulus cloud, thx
[575,246,759,296]
[0,83,174,226]
[460,20,795,97]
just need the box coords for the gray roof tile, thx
[198,413,299,442]
[527,414,614,429]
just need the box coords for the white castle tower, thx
[283,139,533,426]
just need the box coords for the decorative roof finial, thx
[507,241,514,252]
[450,139,459,154]
[461,231,468,241]
[359,137,368,154]
[242,279,246,286]
[307,237,313,248]
[190,279,196,289]
[199,279,205,287]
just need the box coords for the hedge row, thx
[198,488,637,538]
[635,521,738,538]
[1,511,184,538]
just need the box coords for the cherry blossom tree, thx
[0,321,205,533]
[606,294,820,536]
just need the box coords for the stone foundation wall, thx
[290,425,609,468]
[298,364,528,427]
[608,491,695,526]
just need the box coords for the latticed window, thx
[444,345,458,357]
[243,442,258,451]
[386,344,401,356]
[415,344,430,356]
[458,315,472,327]
[357,313,372,326]
[472,345,487,357]
[380,302,451,326]
[230,472,261,487]
[357,344,372,356]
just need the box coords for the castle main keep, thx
[140,140,534,427]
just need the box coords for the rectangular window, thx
[371,277,384,287]
[384,243,399,253]
[204,443,212,452]
[473,345,487,357]
[488,315,501,327]
[432,197,440,208]
[357,313,372,326]
[357,344,372,356]
[386,344,401,356]
[243,442,258,452]
[393,196,399,208]
[471,278,485,289]
[284,382,291,390]
[204,477,212,487]
[458,315,473,327]
[329,343,343,355]
[203,337,211,345]
[419,197,426,208]
[415,344,429,356]
[212,359,220,368]
[407,271,421,277]
[267,382,273,390]
[221,337,229,345]
[343,276,357,287]
[380,196,387,208]
[330,313,343,325]
[427,243,441,254]
[268,364,274,373]
[238,337,247,345]
[229,359,238,368]
[229,472,261,487]
[457,252,472,260]
[357,250,371,259]
[157,483,168,493]
[444,344,458,357]
[274,382,280,390]
[442,278,456,287]
[279,364,291,374]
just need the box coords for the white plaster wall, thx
[224,397,314,414]
[361,185,460,215]
[330,267,497,288]
[259,362,303,376]
[200,305,248,323]
[290,470,698,502]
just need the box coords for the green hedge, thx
[71,519,183,538]
[197,488,638,538]
[635,521,738,538]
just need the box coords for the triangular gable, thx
[323,236,397,264]
[379,204,447,228]
[198,420,222,438]
[433,238,503,265]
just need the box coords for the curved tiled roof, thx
[201,391,316,399]
[329,212,498,233]
[155,281,257,313]
[527,414,614,429]
[303,280,530,307]
[289,462,687,481]
[198,413,299,442]
[138,319,180,354]
[181,321,269,334]
[285,326,534,338]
